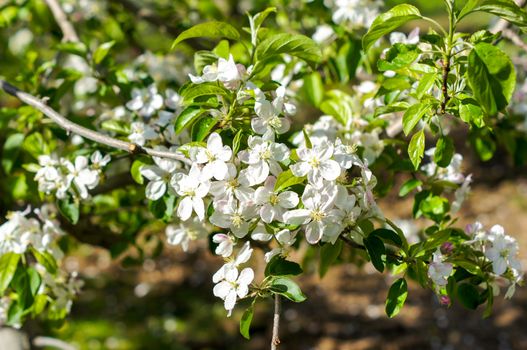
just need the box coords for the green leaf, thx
[265,256,303,276]
[31,248,58,275]
[191,116,219,142]
[93,41,115,64]
[371,228,403,247]
[457,283,482,310]
[2,133,24,174]
[422,229,451,252]
[333,39,361,82]
[415,73,437,99]
[56,41,88,57]
[232,129,243,155]
[364,235,386,273]
[319,240,343,278]
[172,21,240,48]
[403,103,430,136]
[256,33,322,67]
[362,4,422,51]
[408,129,425,170]
[194,51,218,74]
[27,267,41,296]
[274,169,305,192]
[459,0,527,29]
[0,253,20,294]
[467,43,516,116]
[22,132,49,159]
[131,157,152,185]
[252,7,276,31]
[434,136,454,168]
[269,277,307,302]
[303,72,324,107]
[385,278,408,318]
[399,178,422,197]
[378,44,420,71]
[181,82,229,103]
[459,98,484,127]
[319,90,354,126]
[240,305,254,340]
[57,197,80,224]
[175,106,204,133]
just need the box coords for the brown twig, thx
[271,293,281,350]
[0,80,191,164]
[440,57,451,115]
[43,0,80,42]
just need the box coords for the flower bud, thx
[440,242,454,255]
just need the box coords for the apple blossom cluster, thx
[145,126,382,315]
[0,205,64,258]
[465,222,524,298]
[35,151,111,200]
[0,205,82,326]
[124,85,190,147]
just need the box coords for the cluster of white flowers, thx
[0,205,82,322]
[133,54,386,315]
[0,205,64,258]
[465,222,523,297]
[35,151,110,200]
[125,85,188,147]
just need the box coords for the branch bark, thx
[0,80,191,165]
[490,0,527,52]
[43,0,79,42]
[271,294,281,350]
[33,336,77,350]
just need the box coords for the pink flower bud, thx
[439,295,451,306]
[441,242,454,254]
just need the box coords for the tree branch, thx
[0,80,191,165]
[33,336,77,350]
[43,0,80,42]
[271,294,281,350]
[490,0,527,52]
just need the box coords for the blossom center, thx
[310,209,325,222]
[269,194,280,205]
[231,214,244,228]
[309,157,320,168]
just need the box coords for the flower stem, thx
[271,294,281,350]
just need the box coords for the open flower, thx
[171,164,210,221]
[209,163,254,204]
[126,84,164,117]
[252,99,290,140]
[291,140,341,188]
[283,183,342,244]
[189,133,232,181]
[213,265,254,316]
[189,54,245,90]
[140,147,180,200]
[238,136,289,185]
[166,218,208,252]
[254,177,299,223]
[212,233,235,257]
[209,200,257,238]
[128,121,157,146]
[264,229,297,262]
[65,156,99,199]
[485,225,521,276]
[428,250,453,287]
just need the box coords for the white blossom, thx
[213,265,254,316]
[254,177,299,223]
[213,233,235,258]
[171,164,210,221]
[128,121,158,146]
[428,250,453,287]
[238,136,289,185]
[209,163,255,203]
[209,200,257,238]
[65,156,99,199]
[126,84,164,117]
[190,133,232,181]
[140,147,181,200]
[485,225,522,276]
[283,183,342,244]
[166,218,208,252]
[291,140,341,188]
[252,98,291,141]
